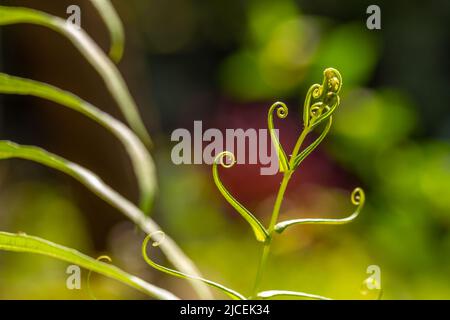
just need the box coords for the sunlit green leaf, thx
[0,231,178,300]
[0,141,213,299]
[213,152,269,242]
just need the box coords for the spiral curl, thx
[215,151,236,169]
[268,102,290,173]
[213,151,270,242]
[87,255,113,300]
[273,102,288,119]
[303,68,342,129]
[351,187,365,206]
[142,232,246,300]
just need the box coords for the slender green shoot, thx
[212,151,269,242]
[275,188,365,233]
[247,68,365,299]
[142,233,246,300]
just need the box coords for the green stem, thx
[251,126,310,298]
[268,172,292,232]
[290,127,310,167]
[251,240,271,296]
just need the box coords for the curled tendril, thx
[213,152,269,242]
[217,150,236,168]
[361,277,383,300]
[351,187,365,206]
[87,255,113,300]
[142,232,246,300]
[274,188,365,233]
[303,84,320,128]
[310,103,324,118]
[276,103,288,118]
[149,230,166,247]
[267,102,290,173]
[303,68,342,129]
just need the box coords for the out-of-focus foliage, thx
[220,0,379,100]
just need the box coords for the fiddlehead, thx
[268,102,290,173]
[361,267,383,300]
[213,152,269,242]
[142,232,246,300]
[289,68,342,170]
[303,68,342,130]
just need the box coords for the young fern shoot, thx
[141,68,366,300]
[249,68,366,298]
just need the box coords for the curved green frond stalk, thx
[0,5,151,145]
[361,276,383,300]
[0,232,178,300]
[0,141,213,299]
[142,233,246,300]
[87,255,113,300]
[275,188,365,233]
[213,152,269,242]
[257,290,332,300]
[251,68,348,297]
[88,0,125,63]
[0,73,155,213]
[267,102,290,173]
[292,117,333,170]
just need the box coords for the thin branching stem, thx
[251,125,310,297]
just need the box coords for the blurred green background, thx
[0,0,449,299]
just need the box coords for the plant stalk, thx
[251,126,310,298]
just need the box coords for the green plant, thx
[0,231,177,299]
[139,67,366,300]
[0,2,211,299]
[0,2,367,300]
